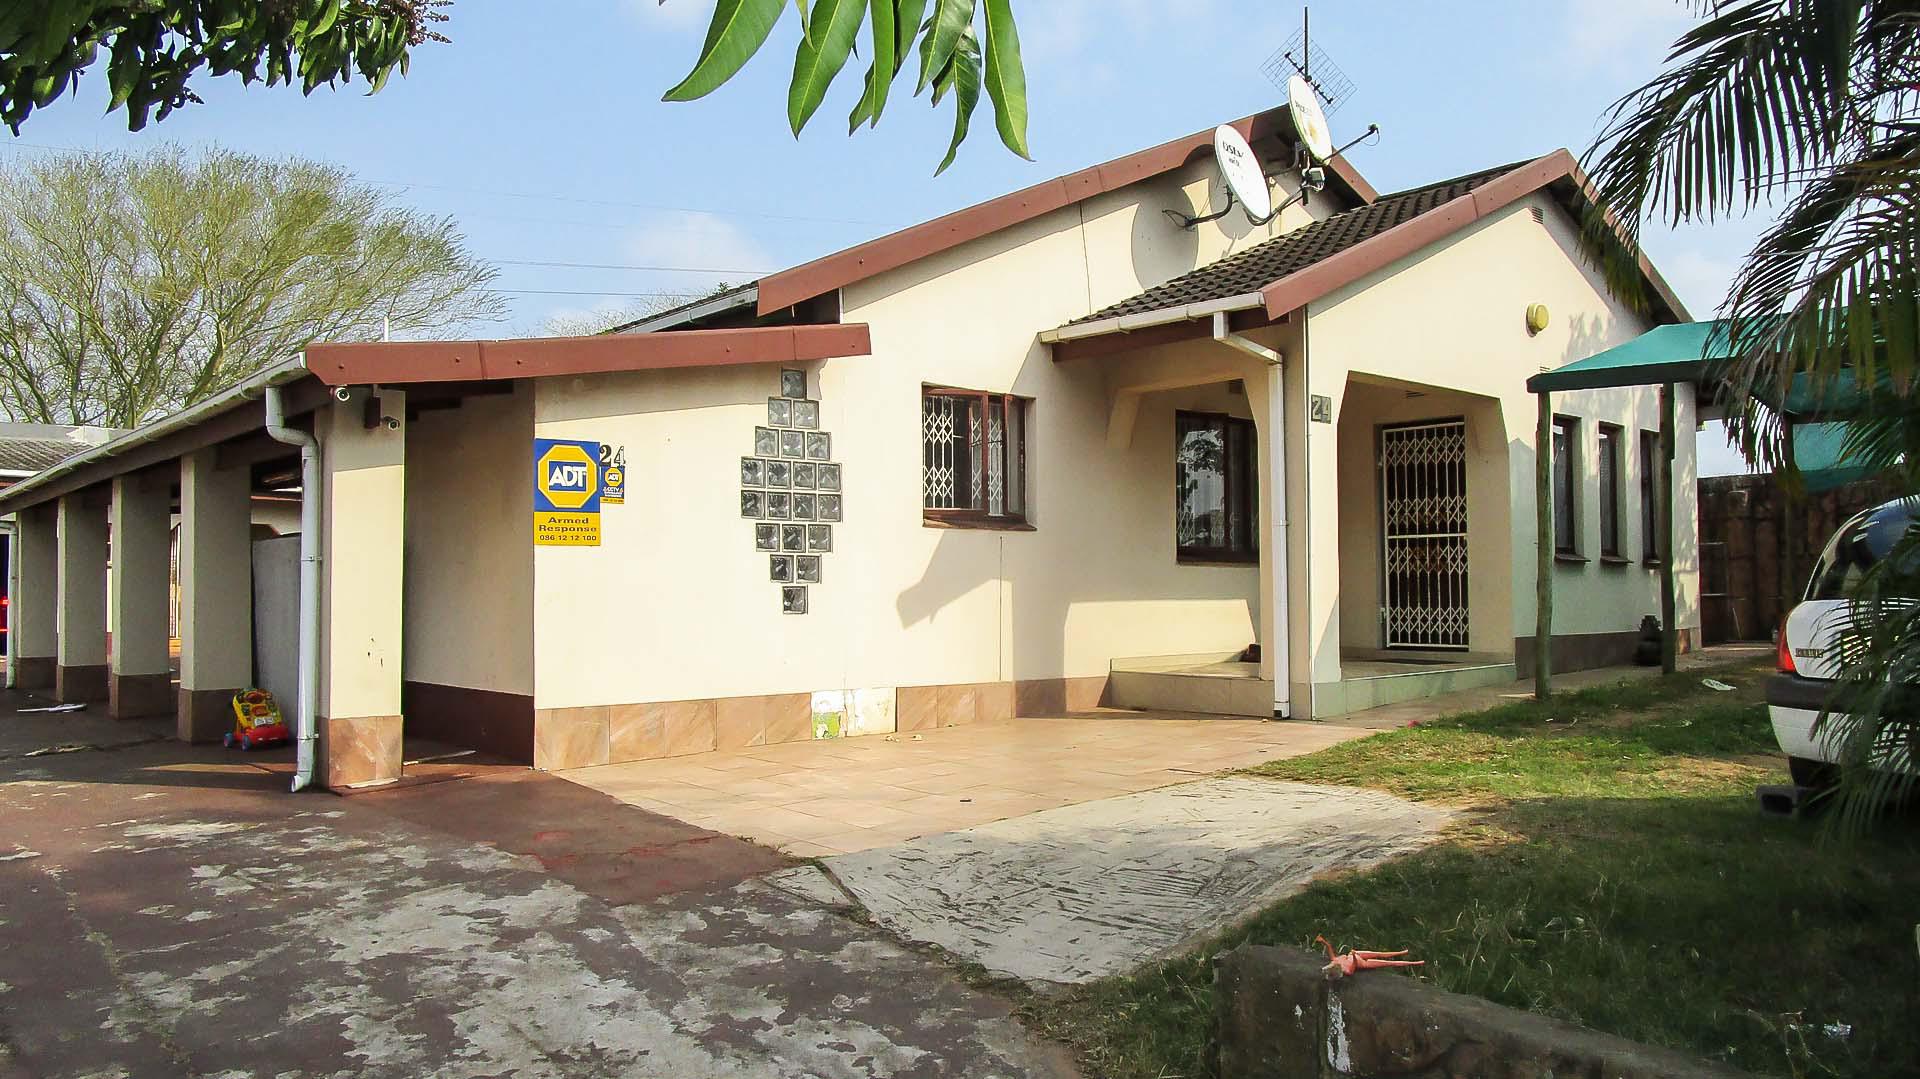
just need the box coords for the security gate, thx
[1379,419,1469,650]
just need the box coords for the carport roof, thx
[0,323,872,516]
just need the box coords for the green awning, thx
[1792,421,1876,493]
[1524,322,1733,394]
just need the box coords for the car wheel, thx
[1788,756,1837,790]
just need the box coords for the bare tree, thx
[0,145,505,426]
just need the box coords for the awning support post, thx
[1659,382,1678,674]
[1534,390,1553,699]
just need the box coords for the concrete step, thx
[1312,661,1518,718]
[1107,669,1274,718]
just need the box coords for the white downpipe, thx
[1212,313,1292,719]
[264,383,323,792]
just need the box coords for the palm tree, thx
[1584,0,1920,832]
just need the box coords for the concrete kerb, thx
[1214,944,1756,1079]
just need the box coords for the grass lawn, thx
[1024,662,1920,1079]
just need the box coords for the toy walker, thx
[224,689,291,750]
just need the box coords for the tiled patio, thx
[559,714,1362,857]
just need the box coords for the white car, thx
[1767,497,1919,790]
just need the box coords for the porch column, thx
[55,491,109,703]
[178,448,254,741]
[10,502,59,690]
[1533,391,1553,699]
[109,471,175,718]
[318,392,407,789]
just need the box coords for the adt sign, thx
[533,438,602,546]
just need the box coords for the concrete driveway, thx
[0,712,1075,1078]
[561,713,1362,856]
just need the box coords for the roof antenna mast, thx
[1169,7,1380,231]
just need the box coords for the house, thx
[0,104,1699,790]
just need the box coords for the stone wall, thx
[1214,944,1752,1079]
[1697,475,1895,644]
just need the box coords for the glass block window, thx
[923,386,1029,526]
[1598,424,1622,558]
[1176,411,1258,563]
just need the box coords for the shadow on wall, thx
[894,344,1262,683]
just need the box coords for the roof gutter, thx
[1038,293,1266,346]
[0,357,313,517]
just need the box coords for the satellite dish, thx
[1212,124,1272,223]
[1287,73,1334,161]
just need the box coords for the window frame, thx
[1551,415,1580,557]
[1597,423,1624,559]
[1639,428,1662,564]
[1174,409,1259,565]
[921,385,1032,530]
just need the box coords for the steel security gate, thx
[1379,419,1470,649]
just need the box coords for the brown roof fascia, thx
[1260,149,1687,323]
[0,377,333,513]
[304,324,873,386]
[755,109,1378,317]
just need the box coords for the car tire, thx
[1788,756,1837,790]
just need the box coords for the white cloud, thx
[622,212,775,277]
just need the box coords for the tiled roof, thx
[1071,161,1529,326]
[0,438,84,473]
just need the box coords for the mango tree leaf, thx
[662,0,786,102]
[933,28,981,175]
[979,0,1029,159]
[788,0,866,134]
[848,0,895,131]
[916,0,973,94]
[894,0,930,68]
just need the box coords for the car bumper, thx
[1766,674,1842,764]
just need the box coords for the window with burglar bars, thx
[923,386,1029,526]
[1551,416,1578,555]
[1640,429,1661,562]
[1598,424,1622,558]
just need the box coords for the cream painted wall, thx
[404,386,534,696]
[1302,191,1698,681]
[317,394,407,720]
[530,157,1325,711]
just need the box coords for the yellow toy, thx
[224,689,290,750]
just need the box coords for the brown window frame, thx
[1639,428,1662,563]
[1175,410,1259,564]
[1597,423,1624,558]
[921,385,1031,530]
[1551,415,1580,556]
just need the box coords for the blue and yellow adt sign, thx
[533,438,601,546]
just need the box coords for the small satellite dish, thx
[1212,124,1272,222]
[1287,74,1334,162]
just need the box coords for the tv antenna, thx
[1169,8,1379,231]
[1263,9,1355,116]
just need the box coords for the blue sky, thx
[2,0,1761,471]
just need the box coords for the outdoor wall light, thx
[1525,303,1551,336]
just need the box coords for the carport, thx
[0,325,871,792]
[1526,320,1867,697]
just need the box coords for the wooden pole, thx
[1535,391,1554,699]
[1659,382,1679,674]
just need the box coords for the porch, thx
[1107,648,1517,719]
